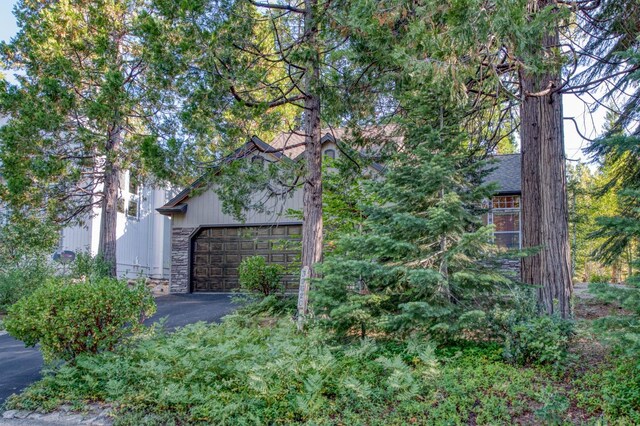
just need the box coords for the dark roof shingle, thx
[486,154,521,194]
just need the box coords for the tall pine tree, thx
[314,90,511,339]
[140,0,391,317]
[0,0,169,275]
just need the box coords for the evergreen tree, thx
[566,163,621,282]
[0,0,169,275]
[140,0,391,318]
[314,93,511,340]
[587,133,640,278]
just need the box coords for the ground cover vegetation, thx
[1,0,640,424]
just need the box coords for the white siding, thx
[114,186,172,279]
[59,184,173,280]
[60,221,93,254]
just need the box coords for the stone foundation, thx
[126,278,169,296]
[498,259,521,281]
[170,227,195,293]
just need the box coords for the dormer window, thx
[323,149,336,159]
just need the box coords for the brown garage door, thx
[190,224,302,292]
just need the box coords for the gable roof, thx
[158,130,393,213]
[158,135,280,210]
[158,131,521,215]
[269,126,400,160]
[486,154,521,194]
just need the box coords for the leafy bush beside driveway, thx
[4,277,156,362]
[0,261,53,314]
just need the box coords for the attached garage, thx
[157,133,368,294]
[190,224,302,292]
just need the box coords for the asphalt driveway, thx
[0,294,237,406]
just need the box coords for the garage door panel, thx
[240,241,254,251]
[191,225,302,292]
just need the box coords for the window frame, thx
[117,171,142,220]
[488,195,521,250]
[126,181,141,220]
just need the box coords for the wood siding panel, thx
[172,186,304,229]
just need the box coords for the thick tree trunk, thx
[98,124,123,277]
[297,0,322,321]
[519,4,573,317]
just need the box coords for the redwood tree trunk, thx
[98,125,123,277]
[520,1,573,317]
[297,0,322,319]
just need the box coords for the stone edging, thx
[1,404,113,425]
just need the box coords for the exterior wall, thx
[498,259,521,280]
[172,187,304,229]
[114,187,171,279]
[168,183,304,293]
[59,185,173,279]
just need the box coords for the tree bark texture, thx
[519,0,573,318]
[298,0,323,318]
[98,124,123,277]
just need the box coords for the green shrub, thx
[587,281,640,420]
[0,261,53,313]
[4,277,156,362]
[70,252,113,280]
[576,355,640,423]
[589,282,640,359]
[502,314,574,367]
[238,255,284,296]
[589,273,611,284]
[235,294,298,317]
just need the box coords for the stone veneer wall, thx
[170,227,195,293]
[498,259,521,281]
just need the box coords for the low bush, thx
[0,261,52,314]
[234,294,298,317]
[576,355,640,423]
[589,281,640,358]
[238,255,284,296]
[502,314,574,367]
[70,252,114,280]
[589,273,611,284]
[4,277,156,362]
[584,281,640,421]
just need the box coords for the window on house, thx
[323,149,336,159]
[118,172,127,192]
[117,171,141,220]
[489,195,521,249]
[129,175,140,195]
[117,197,126,214]
[127,197,139,219]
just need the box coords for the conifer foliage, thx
[314,96,512,340]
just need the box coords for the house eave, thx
[494,190,521,196]
[156,204,188,215]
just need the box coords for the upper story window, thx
[488,195,521,249]
[117,171,141,220]
[323,149,336,159]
